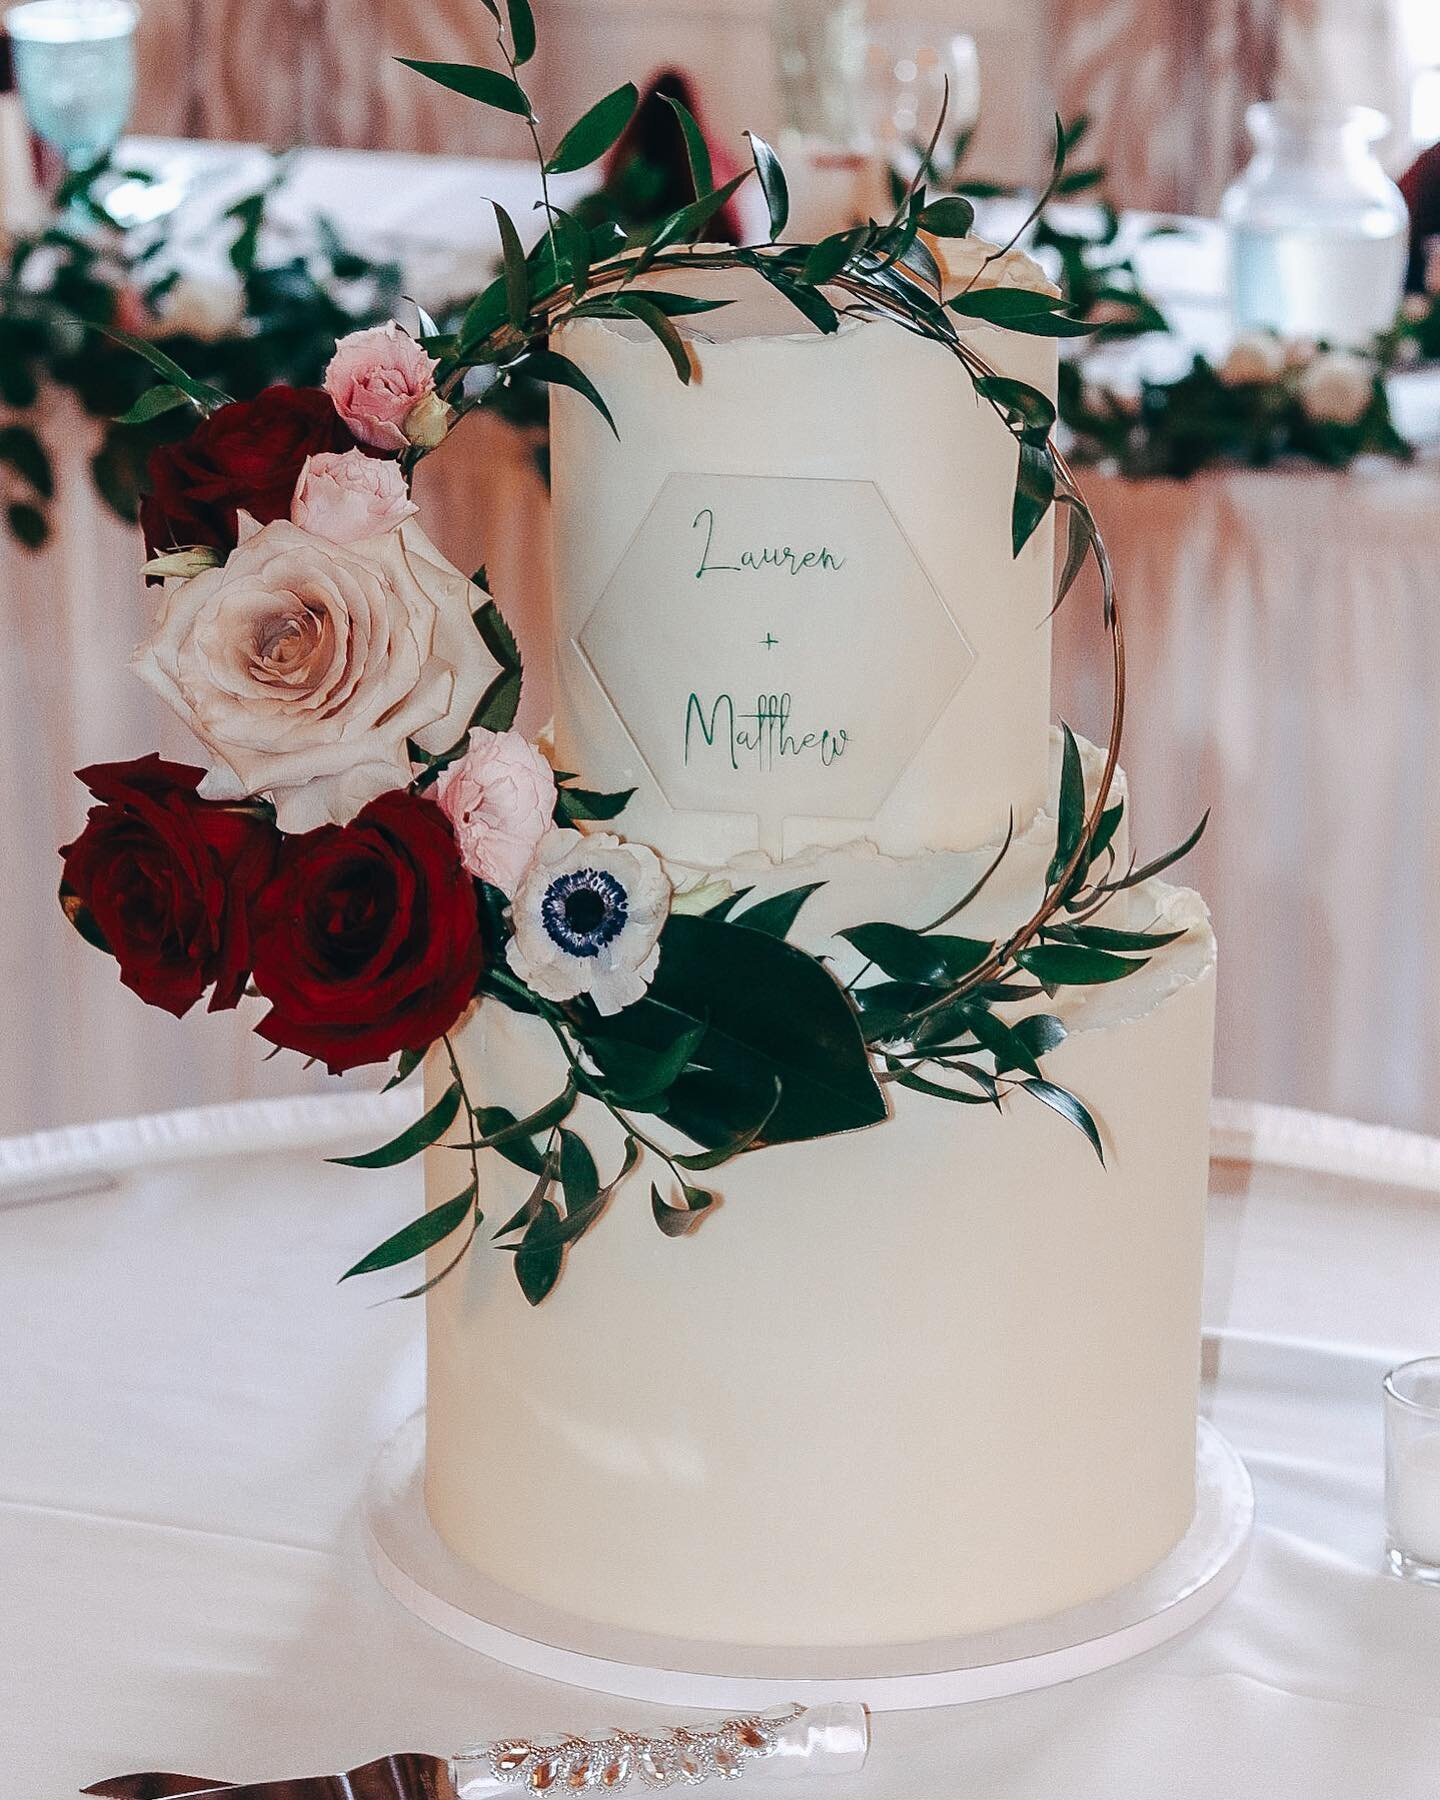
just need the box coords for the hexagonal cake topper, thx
[576,472,975,849]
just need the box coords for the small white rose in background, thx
[1402,293,1431,324]
[291,449,418,544]
[1217,331,1286,386]
[132,516,498,832]
[507,830,671,1016]
[932,234,1062,299]
[157,275,246,343]
[435,727,557,897]
[670,875,733,916]
[324,321,450,452]
[1297,349,1376,427]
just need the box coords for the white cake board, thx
[364,1412,1252,1713]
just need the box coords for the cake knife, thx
[83,1701,870,1800]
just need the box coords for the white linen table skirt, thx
[0,1095,1438,1796]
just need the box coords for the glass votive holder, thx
[1384,1356,1440,1584]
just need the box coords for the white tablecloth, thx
[1,1096,1438,1797]
[7,145,1440,1136]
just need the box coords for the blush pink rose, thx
[323,322,439,452]
[434,727,557,897]
[291,449,418,543]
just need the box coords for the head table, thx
[1,1092,1438,1796]
[4,137,1440,1144]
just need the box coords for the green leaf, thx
[473,597,521,672]
[757,267,839,333]
[703,885,753,921]
[651,1181,717,1237]
[112,383,195,427]
[397,58,532,118]
[459,274,509,352]
[1013,440,1056,554]
[1106,811,1210,892]
[462,1085,577,1151]
[916,194,975,236]
[975,373,1056,437]
[1021,1077,1104,1163]
[554,783,634,824]
[474,1104,547,1175]
[382,1046,427,1091]
[730,881,824,940]
[521,348,618,436]
[507,1135,640,1255]
[1055,501,1093,610]
[1048,923,1187,952]
[608,290,731,317]
[839,922,991,987]
[801,226,868,286]
[585,1015,708,1104]
[948,286,1093,336]
[505,0,536,64]
[1047,723,1086,887]
[645,915,887,1146]
[5,501,46,549]
[329,1081,461,1168]
[606,292,693,383]
[1011,1012,1068,1060]
[671,1079,780,1168]
[637,171,750,264]
[0,424,53,498]
[661,92,714,199]
[515,1199,564,1303]
[340,1182,475,1280]
[746,131,789,239]
[558,1128,599,1209]
[475,667,522,732]
[962,1005,1042,1076]
[492,199,530,329]
[556,207,591,298]
[101,327,231,413]
[544,82,638,174]
[1016,945,1147,986]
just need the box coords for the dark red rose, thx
[140,386,357,558]
[60,756,280,1017]
[250,790,484,1074]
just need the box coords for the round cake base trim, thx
[363,1412,1252,1712]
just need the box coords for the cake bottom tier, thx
[423,882,1216,1647]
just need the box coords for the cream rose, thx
[291,449,418,544]
[132,516,499,832]
[1296,349,1375,427]
[932,234,1062,299]
[1217,331,1286,386]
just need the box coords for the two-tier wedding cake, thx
[422,258,1217,1647]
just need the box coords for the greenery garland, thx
[307,14,1205,1301]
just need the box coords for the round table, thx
[1,1094,1438,1797]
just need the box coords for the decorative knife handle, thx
[83,1704,869,1800]
[451,1704,869,1798]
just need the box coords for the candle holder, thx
[1384,1355,1440,1584]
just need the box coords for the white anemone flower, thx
[507,830,671,1016]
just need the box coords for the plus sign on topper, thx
[575,472,976,847]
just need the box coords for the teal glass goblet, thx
[5,0,138,200]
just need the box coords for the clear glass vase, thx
[1221,102,1408,347]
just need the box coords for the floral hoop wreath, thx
[59,27,1205,1303]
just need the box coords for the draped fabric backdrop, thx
[1051,0,1413,213]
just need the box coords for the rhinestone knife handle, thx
[451,1703,869,1798]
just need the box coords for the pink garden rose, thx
[324,322,439,452]
[434,727,556,897]
[291,449,418,543]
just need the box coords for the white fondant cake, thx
[422,262,1217,1647]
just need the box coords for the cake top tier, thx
[547,262,1058,866]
